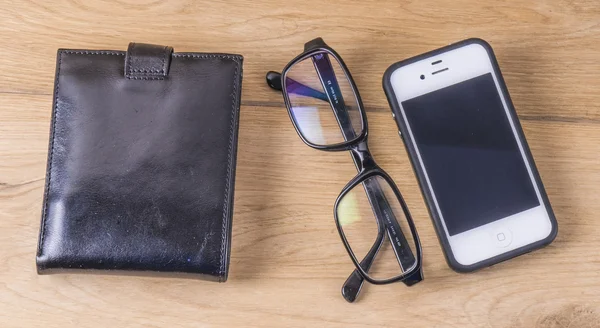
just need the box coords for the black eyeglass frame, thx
[280,42,368,151]
[271,37,423,295]
[335,167,422,285]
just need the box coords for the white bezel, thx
[389,43,553,266]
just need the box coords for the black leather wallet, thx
[36,43,243,282]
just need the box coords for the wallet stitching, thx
[129,68,164,73]
[39,51,64,256]
[126,45,167,79]
[127,43,134,76]
[162,46,168,75]
[126,76,165,80]
[63,51,125,56]
[218,57,240,280]
[172,54,242,61]
[126,45,169,77]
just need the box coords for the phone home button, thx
[493,228,512,248]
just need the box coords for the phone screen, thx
[401,73,539,236]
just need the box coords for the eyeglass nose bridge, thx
[349,140,377,172]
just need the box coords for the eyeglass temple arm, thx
[368,180,420,276]
[266,67,356,144]
[310,54,358,139]
[266,71,329,102]
[341,222,384,302]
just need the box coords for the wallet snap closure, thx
[125,42,173,80]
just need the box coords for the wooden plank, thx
[0,0,599,119]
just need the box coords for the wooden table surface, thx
[1,1,600,327]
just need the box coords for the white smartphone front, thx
[387,41,555,268]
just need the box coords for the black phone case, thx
[382,38,558,272]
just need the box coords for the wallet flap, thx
[125,42,174,79]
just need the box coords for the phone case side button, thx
[391,112,403,138]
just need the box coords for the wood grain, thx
[1,0,600,327]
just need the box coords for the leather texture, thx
[36,43,243,282]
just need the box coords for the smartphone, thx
[382,38,557,272]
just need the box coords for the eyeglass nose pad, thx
[266,71,283,91]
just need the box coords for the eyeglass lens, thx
[284,52,363,146]
[337,175,417,280]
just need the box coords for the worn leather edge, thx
[219,56,242,282]
[36,49,245,281]
[37,267,222,282]
[36,50,63,266]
